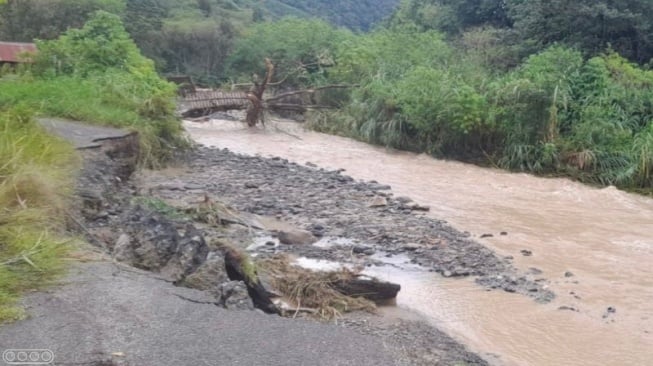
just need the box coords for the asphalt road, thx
[37,118,134,149]
[0,261,396,366]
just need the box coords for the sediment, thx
[64,129,554,365]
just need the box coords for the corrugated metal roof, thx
[0,41,37,63]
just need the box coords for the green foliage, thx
[0,0,125,42]
[391,0,653,65]
[329,28,496,155]
[156,20,237,85]
[0,75,186,166]
[34,11,157,77]
[334,29,451,81]
[1,12,187,166]
[265,0,399,30]
[227,18,353,87]
[394,67,489,153]
[0,107,77,323]
[131,197,187,219]
[494,46,583,169]
[388,0,509,33]
[321,25,653,190]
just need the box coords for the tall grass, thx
[0,107,78,322]
[0,75,188,167]
[318,34,653,192]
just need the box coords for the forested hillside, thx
[0,0,398,83]
[389,0,653,65]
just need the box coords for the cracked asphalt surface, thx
[0,261,397,366]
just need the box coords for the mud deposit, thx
[73,132,490,365]
[142,147,554,301]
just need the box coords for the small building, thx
[0,41,37,66]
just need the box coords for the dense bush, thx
[0,11,186,166]
[316,26,653,190]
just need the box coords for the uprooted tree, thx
[178,58,356,127]
[244,58,356,127]
[245,58,274,127]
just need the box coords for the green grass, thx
[0,107,78,323]
[131,196,188,220]
[0,74,189,167]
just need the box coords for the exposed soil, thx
[69,135,558,365]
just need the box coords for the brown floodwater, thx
[184,119,653,366]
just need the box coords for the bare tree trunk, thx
[245,58,275,127]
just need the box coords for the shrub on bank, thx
[318,27,653,191]
[0,11,188,167]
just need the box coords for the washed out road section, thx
[0,261,396,366]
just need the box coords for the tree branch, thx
[265,84,358,103]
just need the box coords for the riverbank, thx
[0,118,491,365]
[183,117,653,366]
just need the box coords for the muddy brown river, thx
[185,119,653,366]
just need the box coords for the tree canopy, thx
[391,0,653,64]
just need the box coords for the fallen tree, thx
[256,255,400,319]
[178,59,357,126]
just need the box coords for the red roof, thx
[0,42,37,63]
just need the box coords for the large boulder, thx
[277,229,318,245]
[115,207,209,282]
[180,252,229,291]
[217,281,254,310]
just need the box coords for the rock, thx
[161,225,210,281]
[564,271,574,277]
[95,211,110,220]
[121,208,208,281]
[353,246,375,255]
[520,249,533,257]
[277,229,318,245]
[395,196,413,204]
[112,233,134,263]
[332,277,401,302]
[406,203,430,212]
[217,281,254,311]
[78,188,103,210]
[156,183,186,191]
[602,306,617,319]
[180,252,229,291]
[368,196,388,208]
[403,243,421,251]
[558,306,578,312]
[443,270,453,278]
[528,267,543,275]
[369,183,392,191]
[183,183,204,190]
